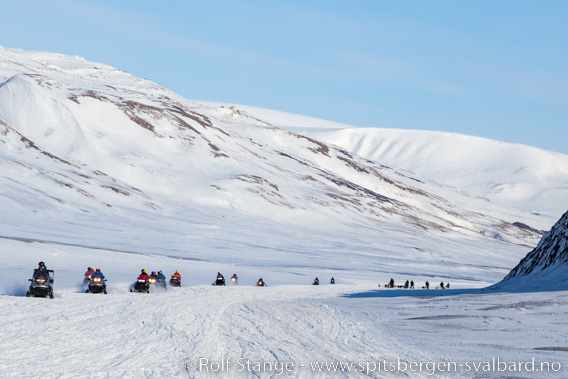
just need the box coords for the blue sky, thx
[3,0,567,153]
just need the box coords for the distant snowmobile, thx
[231,274,238,285]
[131,278,150,293]
[86,276,107,294]
[169,276,181,287]
[214,272,225,286]
[313,277,319,285]
[256,278,267,287]
[26,269,54,299]
[156,277,167,290]
[170,271,181,287]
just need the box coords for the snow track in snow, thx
[3,284,568,378]
[0,285,372,378]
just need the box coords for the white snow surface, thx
[303,128,568,224]
[1,46,567,378]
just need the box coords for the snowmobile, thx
[26,270,54,299]
[330,277,335,284]
[214,277,226,286]
[313,278,320,285]
[130,278,150,293]
[256,279,267,287]
[86,276,107,294]
[231,274,238,285]
[169,276,181,287]
[156,277,167,290]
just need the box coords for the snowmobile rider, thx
[257,278,266,286]
[171,270,181,280]
[138,269,150,281]
[33,262,50,281]
[330,277,335,284]
[217,272,224,281]
[92,268,105,279]
[231,273,238,281]
[313,277,319,285]
[157,270,166,280]
[84,267,95,278]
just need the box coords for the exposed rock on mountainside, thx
[495,210,568,290]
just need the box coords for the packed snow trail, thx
[0,284,389,378]
[2,284,567,378]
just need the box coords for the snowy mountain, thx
[0,45,547,285]
[2,46,568,378]
[302,128,568,224]
[494,210,568,291]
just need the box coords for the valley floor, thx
[1,283,567,378]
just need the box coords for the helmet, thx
[88,267,93,270]
[217,272,220,275]
[152,271,156,275]
[158,270,162,274]
[39,261,45,266]
[96,268,101,272]
[141,269,147,274]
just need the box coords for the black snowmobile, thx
[156,277,167,290]
[313,277,320,285]
[148,276,157,286]
[131,278,150,293]
[86,276,107,294]
[214,277,226,286]
[26,270,54,299]
[169,276,181,287]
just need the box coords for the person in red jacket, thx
[138,269,149,281]
[84,267,95,279]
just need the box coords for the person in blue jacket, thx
[157,270,166,280]
[92,268,105,279]
[33,261,50,281]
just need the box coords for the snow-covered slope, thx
[0,45,547,283]
[494,210,568,291]
[302,128,568,224]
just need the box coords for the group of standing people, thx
[386,278,450,290]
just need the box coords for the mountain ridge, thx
[494,210,568,291]
[0,45,550,285]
